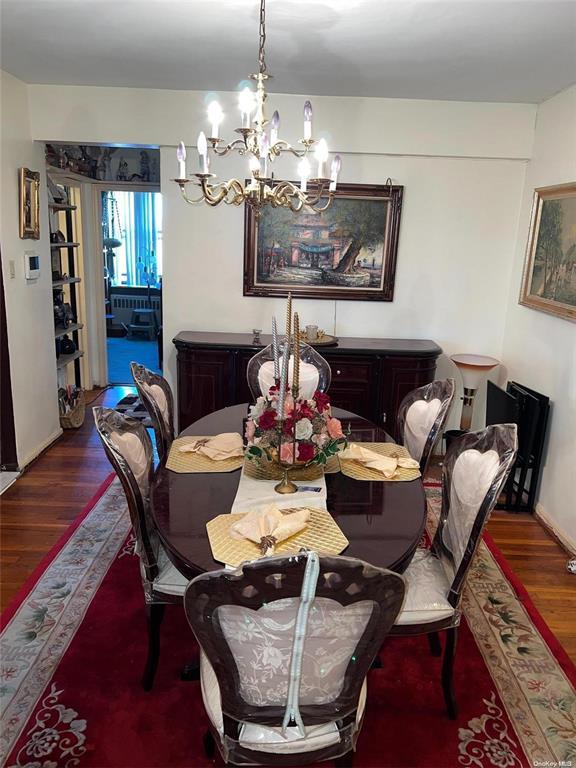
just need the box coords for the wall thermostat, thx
[24,251,40,280]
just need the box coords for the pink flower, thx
[283,394,295,418]
[312,432,329,448]
[326,417,344,439]
[280,442,294,463]
[245,420,255,442]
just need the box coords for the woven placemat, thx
[207,508,349,567]
[166,436,244,474]
[243,454,339,481]
[339,442,421,482]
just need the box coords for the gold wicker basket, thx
[59,390,85,429]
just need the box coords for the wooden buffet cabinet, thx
[173,332,442,440]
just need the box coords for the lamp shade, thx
[451,354,499,389]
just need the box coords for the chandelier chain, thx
[258,0,267,75]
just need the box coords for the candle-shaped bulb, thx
[197,131,208,174]
[293,312,300,395]
[315,138,329,178]
[207,100,223,139]
[303,100,313,140]
[329,154,341,191]
[238,87,256,128]
[176,141,186,179]
[270,110,280,146]
[249,155,260,175]
[298,157,310,192]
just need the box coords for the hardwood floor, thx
[1,386,575,663]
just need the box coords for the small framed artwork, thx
[243,182,403,301]
[19,167,41,240]
[519,182,576,322]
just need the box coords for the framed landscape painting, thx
[243,183,403,301]
[520,183,576,322]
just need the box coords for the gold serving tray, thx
[166,436,244,474]
[207,508,349,568]
[339,442,421,482]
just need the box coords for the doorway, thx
[102,190,163,384]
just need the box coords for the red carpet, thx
[1,477,575,768]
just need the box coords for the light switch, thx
[9,260,16,279]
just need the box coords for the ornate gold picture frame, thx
[519,182,576,322]
[19,167,40,240]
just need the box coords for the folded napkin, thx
[230,504,311,556]
[178,432,244,461]
[339,443,420,478]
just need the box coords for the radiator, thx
[109,293,161,328]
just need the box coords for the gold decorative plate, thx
[166,436,244,474]
[339,442,421,482]
[207,508,349,567]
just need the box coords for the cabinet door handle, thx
[382,412,387,423]
[336,369,341,375]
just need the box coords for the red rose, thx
[258,409,277,430]
[282,417,295,436]
[297,402,315,420]
[313,390,331,413]
[297,442,316,463]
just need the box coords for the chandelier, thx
[174,0,341,214]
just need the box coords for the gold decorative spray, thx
[285,292,292,344]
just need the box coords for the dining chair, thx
[396,378,455,475]
[184,552,405,766]
[93,406,188,690]
[130,361,175,463]
[391,423,518,719]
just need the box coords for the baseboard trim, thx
[534,503,576,557]
[17,427,63,471]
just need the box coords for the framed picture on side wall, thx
[19,167,41,240]
[519,182,576,322]
[243,182,403,301]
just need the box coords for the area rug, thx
[1,478,574,768]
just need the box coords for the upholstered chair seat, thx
[200,651,367,754]
[395,550,454,625]
[396,379,455,475]
[391,423,518,720]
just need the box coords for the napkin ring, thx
[260,535,277,555]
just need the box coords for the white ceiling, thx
[1,0,575,103]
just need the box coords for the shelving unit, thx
[49,183,85,388]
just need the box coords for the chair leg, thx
[335,749,354,768]
[203,729,216,759]
[142,603,165,691]
[427,631,442,657]
[442,627,458,719]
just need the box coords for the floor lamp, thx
[451,354,500,430]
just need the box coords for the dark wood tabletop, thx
[151,404,427,580]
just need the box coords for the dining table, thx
[151,403,427,580]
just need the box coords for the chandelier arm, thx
[270,141,306,159]
[308,193,336,213]
[200,178,232,206]
[178,184,208,205]
[212,139,249,157]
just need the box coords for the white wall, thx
[502,85,576,550]
[26,84,535,432]
[0,71,60,467]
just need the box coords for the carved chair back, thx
[185,554,405,736]
[130,362,175,463]
[396,378,455,473]
[93,406,159,582]
[432,423,518,607]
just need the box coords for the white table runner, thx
[231,468,327,514]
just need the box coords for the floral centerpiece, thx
[245,386,346,469]
[245,301,347,493]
